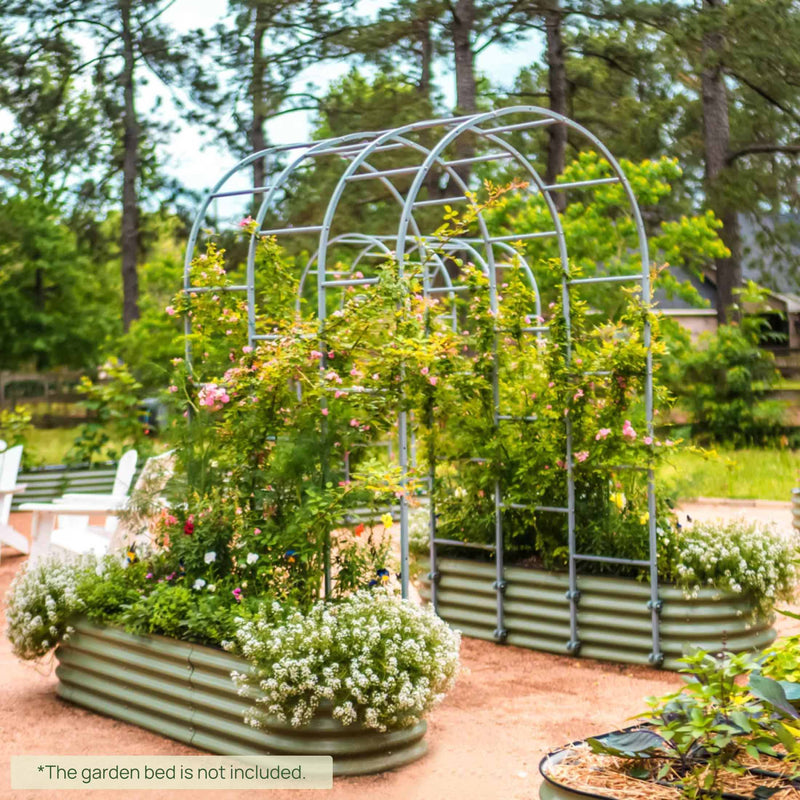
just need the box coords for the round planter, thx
[539,740,617,800]
[538,729,797,800]
[55,619,428,776]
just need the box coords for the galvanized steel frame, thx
[182,107,661,665]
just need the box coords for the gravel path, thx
[1,500,797,800]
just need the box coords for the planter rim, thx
[539,727,644,800]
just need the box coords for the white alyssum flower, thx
[673,519,797,619]
[193,579,207,591]
[5,553,96,660]
[232,588,460,733]
[204,551,217,564]
[246,553,259,565]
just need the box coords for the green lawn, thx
[658,447,800,501]
[24,427,81,465]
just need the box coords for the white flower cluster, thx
[232,589,460,732]
[408,505,431,554]
[5,553,95,660]
[674,519,798,618]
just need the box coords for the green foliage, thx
[113,221,186,391]
[0,195,119,371]
[585,649,800,799]
[77,558,152,625]
[0,405,41,467]
[762,610,800,685]
[661,287,785,445]
[120,582,196,639]
[487,152,727,313]
[67,358,155,464]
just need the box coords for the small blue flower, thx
[284,549,298,564]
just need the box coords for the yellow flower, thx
[610,492,627,511]
[639,512,650,525]
[381,513,394,529]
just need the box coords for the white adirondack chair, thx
[0,444,29,561]
[25,450,174,563]
[54,448,139,507]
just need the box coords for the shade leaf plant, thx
[577,649,800,800]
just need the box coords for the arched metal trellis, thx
[183,107,661,666]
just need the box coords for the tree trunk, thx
[416,16,433,97]
[120,0,140,332]
[451,0,477,184]
[544,0,568,212]
[250,3,268,190]
[701,0,741,324]
[452,0,477,115]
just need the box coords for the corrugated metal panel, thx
[419,558,775,670]
[56,621,428,776]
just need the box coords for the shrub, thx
[232,589,460,732]
[673,519,797,617]
[5,554,93,659]
[660,285,785,446]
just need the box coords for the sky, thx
[155,0,541,195]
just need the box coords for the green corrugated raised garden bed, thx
[418,558,775,670]
[55,620,428,777]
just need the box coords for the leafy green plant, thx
[67,358,154,464]
[586,649,800,799]
[0,405,41,467]
[120,581,196,638]
[661,284,785,446]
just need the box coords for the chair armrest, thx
[20,499,126,515]
[53,493,119,505]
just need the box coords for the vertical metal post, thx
[643,256,662,665]
[561,224,580,655]
[422,259,439,611]
[489,235,507,642]
[399,408,410,599]
[317,204,332,599]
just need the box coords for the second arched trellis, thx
[183,106,662,666]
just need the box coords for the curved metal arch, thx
[181,108,659,666]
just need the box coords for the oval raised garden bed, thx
[55,619,428,776]
[418,557,774,669]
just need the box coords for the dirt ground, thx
[1,501,797,800]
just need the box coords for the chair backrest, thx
[0,444,23,525]
[0,445,23,492]
[105,450,175,553]
[112,449,139,499]
[132,450,175,496]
